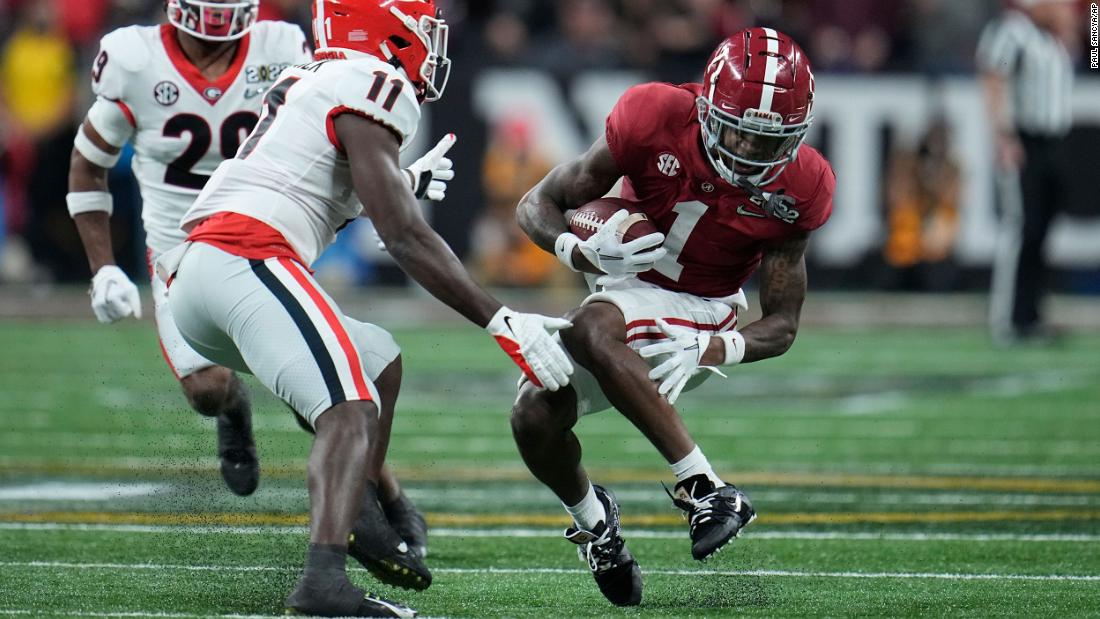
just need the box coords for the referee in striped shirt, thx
[977,0,1078,344]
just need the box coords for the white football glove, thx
[90,265,142,324]
[558,209,666,277]
[405,133,456,201]
[638,319,726,405]
[486,306,574,391]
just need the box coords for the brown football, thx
[568,197,659,243]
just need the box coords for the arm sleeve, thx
[329,63,421,152]
[976,18,1020,75]
[85,97,135,147]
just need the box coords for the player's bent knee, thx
[180,366,240,417]
[511,383,578,441]
[313,400,376,439]
[559,302,626,360]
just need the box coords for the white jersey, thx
[181,56,421,266]
[87,22,311,255]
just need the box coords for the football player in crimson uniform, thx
[161,0,573,615]
[512,28,835,606]
[66,0,434,594]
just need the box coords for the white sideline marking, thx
[0,612,275,619]
[0,612,454,619]
[0,482,163,501]
[2,522,1100,543]
[1,560,1097,582]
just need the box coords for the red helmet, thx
[166,0,259,42]
[697,28,815,187]
[312,0,451,102]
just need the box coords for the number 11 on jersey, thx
[653,201,707,282]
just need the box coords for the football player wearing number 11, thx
[162,0,573,615]
[511,28,835,606]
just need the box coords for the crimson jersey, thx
[605,82,835,298]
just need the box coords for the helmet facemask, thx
[696,95,811,188]
[384,7,451,102]
[167,0,259,42]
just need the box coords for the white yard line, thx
[2,521,1100,543]
[0,611,280,619]
[1,560,1096,582]
[0,612,453,619]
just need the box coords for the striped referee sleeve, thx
[977,14,1022,74]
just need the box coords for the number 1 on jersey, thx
[653,201,708,282]
[367,70,404,112]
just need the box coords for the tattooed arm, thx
[516,136,623,274]
[701,234,810,365]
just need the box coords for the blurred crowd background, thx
[0,0,1098,294]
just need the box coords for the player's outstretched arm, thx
[730,234,809,363]
[69,120,143,323]
[337,114,573,390]
[516,136,622,274]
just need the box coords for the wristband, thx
[554,232,582,272]
[74,125,122,169]
[717,330,746,365]
[67,191,113,217]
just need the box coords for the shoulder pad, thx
[250,21,312,63]
[98,26,153,74]
[329,58,421,151]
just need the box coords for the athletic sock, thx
[563,482,607,531]
[302,543,348,581]
[670,445,726,488]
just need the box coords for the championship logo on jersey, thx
[154,80,180,106]
[657,152,681,177]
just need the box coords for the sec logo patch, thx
[154,81,179,106]
[657,152,680,177]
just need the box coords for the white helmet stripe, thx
[759,27,780,113]
[314,0,327,47]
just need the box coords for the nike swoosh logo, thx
[503,315,516,336]
[736,204,766,218]
[244,87,267,99]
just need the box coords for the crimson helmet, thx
[312,0,451,102]
[697,28,815,187]
[166,0,259,42]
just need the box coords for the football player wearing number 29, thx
[161,0,573,616]
[512,28,836,606]
[67,0,439,598]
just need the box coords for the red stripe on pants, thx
[277,258,372,400]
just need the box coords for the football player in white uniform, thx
[68,0,437,594]
[161,0,574,614]
[68,0,308,494]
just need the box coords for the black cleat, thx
[382,490,429,558]
[284,575,416,617]
[348,483,432,590]
[216,410,259,496]
[563,485,642,607]
[666,474,756,561]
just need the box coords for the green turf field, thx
[1,320,1098,617]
